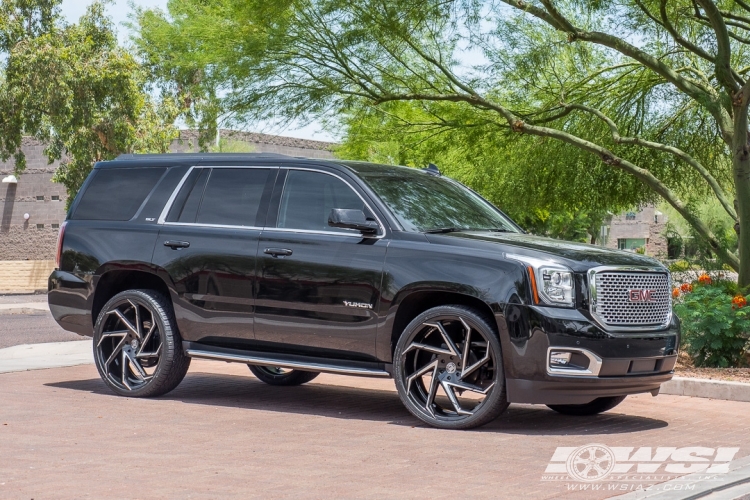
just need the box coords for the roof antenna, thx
[422,163,441,176]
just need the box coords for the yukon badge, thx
[343,300,373,309]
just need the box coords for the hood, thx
[425,231,665,272]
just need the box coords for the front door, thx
[254,168,388,361]
[152,166,277,346]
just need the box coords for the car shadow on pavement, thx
[46,371,668,435]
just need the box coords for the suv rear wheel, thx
[248,365,320,386]
[393,305,509,430]
[93,289,190,397]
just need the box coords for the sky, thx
[59,0,336,142]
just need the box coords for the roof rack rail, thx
[115,152,294,160]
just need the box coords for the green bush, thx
[668,260,693,272]
[674,282,750,367]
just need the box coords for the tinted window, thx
[195,168,271,226]
[277,170,365,232]
[73,167,166,221]
[352,166,519,233]
[166,168,210,223]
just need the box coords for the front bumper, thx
[500,304,680,405]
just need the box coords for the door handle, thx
[164,240,190,249]
[264,247,293,257]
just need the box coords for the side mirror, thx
[328,209,380,235]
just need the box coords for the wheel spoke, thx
[104,335,128,367]
[113,309,141,339]
[459,318,472,373]
[121,350,131,390]
[444,378,495,395]
[403,341,452,356]
[124,349,148,381]
[461,351,491,379]
[440,380,472,416]
[405,359,439,395]
[136,342,162,359]
[136,321,157,357]
[97,330,128,347]
[427,321,459,356]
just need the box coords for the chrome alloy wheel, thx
[96,298,163,391]
[400,316,497,421]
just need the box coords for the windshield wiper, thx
[424,227,463,234]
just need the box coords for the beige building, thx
[603,204,668,258]
[0,130,335,291]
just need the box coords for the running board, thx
[184,343,391,378]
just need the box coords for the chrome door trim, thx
[185,348,391,378]
[157,166,196,224]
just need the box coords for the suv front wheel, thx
[93,289,190,397]
[394,305,509,430]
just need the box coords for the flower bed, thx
[673,274,750,368]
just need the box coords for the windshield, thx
[349,164,521,233]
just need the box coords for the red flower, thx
[680,283,693,293]
[732,295,747,309]
[672,288,680,298]
[698,274,712,285]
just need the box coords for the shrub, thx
[668,260,693,272]
[673,281,750,367]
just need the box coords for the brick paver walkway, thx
[1,360,749,499]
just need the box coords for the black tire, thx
[547,396,627,416]
[248,365,320,386]
[393,305,509,430]
[93,289,190,397]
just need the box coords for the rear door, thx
[152,166,277,346]
[254,168,389,360]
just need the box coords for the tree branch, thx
[565,103,739,222]
[695,0,740,93]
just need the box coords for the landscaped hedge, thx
[673,275,750,368]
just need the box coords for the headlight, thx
[506,254,575,308]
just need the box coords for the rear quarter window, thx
[72,167,167,221]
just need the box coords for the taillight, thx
[55,221,67,269]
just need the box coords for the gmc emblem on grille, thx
[628,289,654,302]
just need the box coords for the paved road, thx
[2,361,750,499]
[0,311,83,349]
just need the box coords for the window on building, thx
[51,195,60,201]
[51,223,60,229]
[36,224,44,229]
[617,238,646,252]
[625,212,636,221]
[36,195,44,201]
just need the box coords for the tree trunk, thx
[733,103,750,288]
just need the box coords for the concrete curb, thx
[0,340,93,374]
[660,376,750,403]
[0,302,49,315]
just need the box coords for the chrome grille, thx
[591,270,671,329]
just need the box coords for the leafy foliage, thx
[0,0,178,199]
[674,281,750,367]
[133,0,750,284]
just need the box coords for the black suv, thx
[48,154,679,429]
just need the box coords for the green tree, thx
[0,0,178,199]
[136,0,750,285]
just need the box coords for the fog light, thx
[550,351,572,366]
